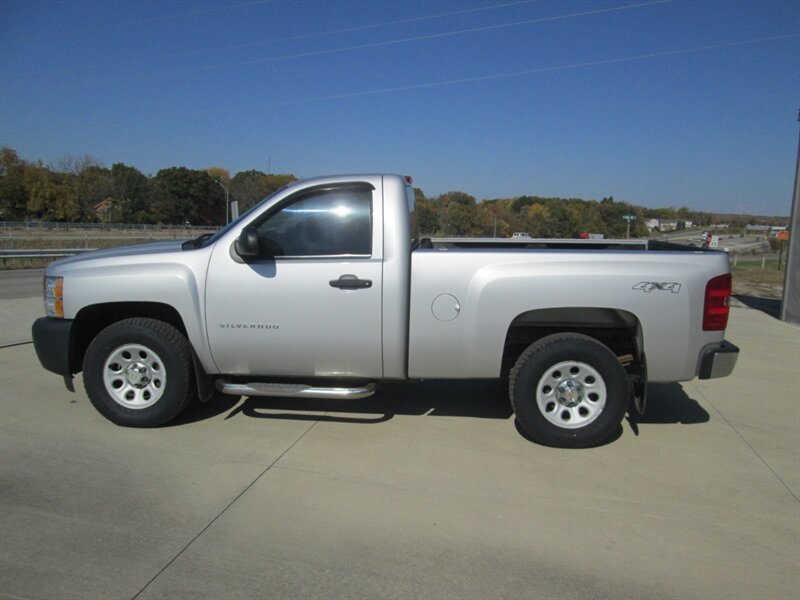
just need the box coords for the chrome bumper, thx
[699,340,740,379]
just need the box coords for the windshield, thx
[199,185,290,248]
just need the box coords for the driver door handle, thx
[330,274,372,290]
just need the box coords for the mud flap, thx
[632,356,648,415]
[191,350,216,403]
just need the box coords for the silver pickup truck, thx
[32,174,738,447]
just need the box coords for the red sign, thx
[776,231,789,241]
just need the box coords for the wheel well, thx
[501,307,644,377]
[69,302,187,373]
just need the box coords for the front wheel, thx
[509,333,630,448]
[82,318,193,427]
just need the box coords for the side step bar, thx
[215,380,376,400]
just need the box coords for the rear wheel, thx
[83,318,193,427]
[509,333,629,448]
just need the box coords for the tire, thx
[509,333,629,448]
[82,318,193,427]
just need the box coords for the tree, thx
[0,147,29,220]
[151,167,225,224]
[110,163,151,223]
[525,203,553,237]
[21,162,81,221]
[204,167,230,185]
[435,191,479,236]
[412,188,439,235]
[55,154,100,176]
[230,170,296,211]
[76,165,113,222]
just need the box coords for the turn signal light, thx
[45,276,64,318]
[703,273,731,331]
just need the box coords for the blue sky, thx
[1,0,798,215]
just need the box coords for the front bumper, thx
[32,317,74,377]
[698,340,739,379]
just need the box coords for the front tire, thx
[509,333,629,448]
[83,318,193,427]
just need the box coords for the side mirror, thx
[235,225,259,257]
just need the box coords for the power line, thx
[266,33,800,103]
[8,0,539,80]
[167,0,542,59]
[30,0,673,90]
[4,32,796,136]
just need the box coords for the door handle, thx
[330,274,372,290]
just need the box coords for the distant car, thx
[512,232,532,238]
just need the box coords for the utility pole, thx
[780,110,800,324]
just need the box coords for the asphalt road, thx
[0,301,798,600]
[0,268,43,300]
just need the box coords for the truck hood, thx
[51,240,186,267]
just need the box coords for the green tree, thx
[436,191,479,235]
[525,203,553,237]
[76,165,113,222]
[111,163,151,222]
[151,167,225,224]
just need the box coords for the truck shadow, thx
[626,382,710,435]
[176,381,709,442]
[219,379,513,424]
[733,294,781,319]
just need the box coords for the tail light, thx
[703,273,731,331]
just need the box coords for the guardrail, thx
[0,248,96,257]
[1,221,217,232]
[0,248,96,265]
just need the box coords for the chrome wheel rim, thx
[103,343,166,409]
[535,360,606,429]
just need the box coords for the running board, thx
[215,380,376,400]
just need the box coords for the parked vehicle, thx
[32,174,738,447]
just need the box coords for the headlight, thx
[44,276,64,318]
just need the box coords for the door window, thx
[255,188,372,258]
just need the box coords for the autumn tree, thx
[0,147,29,220]
[525,203,553,237]
[229,170,296,211]
[413,188,439,235]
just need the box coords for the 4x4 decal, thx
[632,281,682,293]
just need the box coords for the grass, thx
[730,255,785,299]
[731,257,786,284]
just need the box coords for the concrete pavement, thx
[0,270,44,346]
[0,302,798,599]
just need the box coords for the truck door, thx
[205,182,383,378]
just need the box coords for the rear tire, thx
[82,318,193,427]
[509,333,629,448]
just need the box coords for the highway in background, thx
[0,269,43,299]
